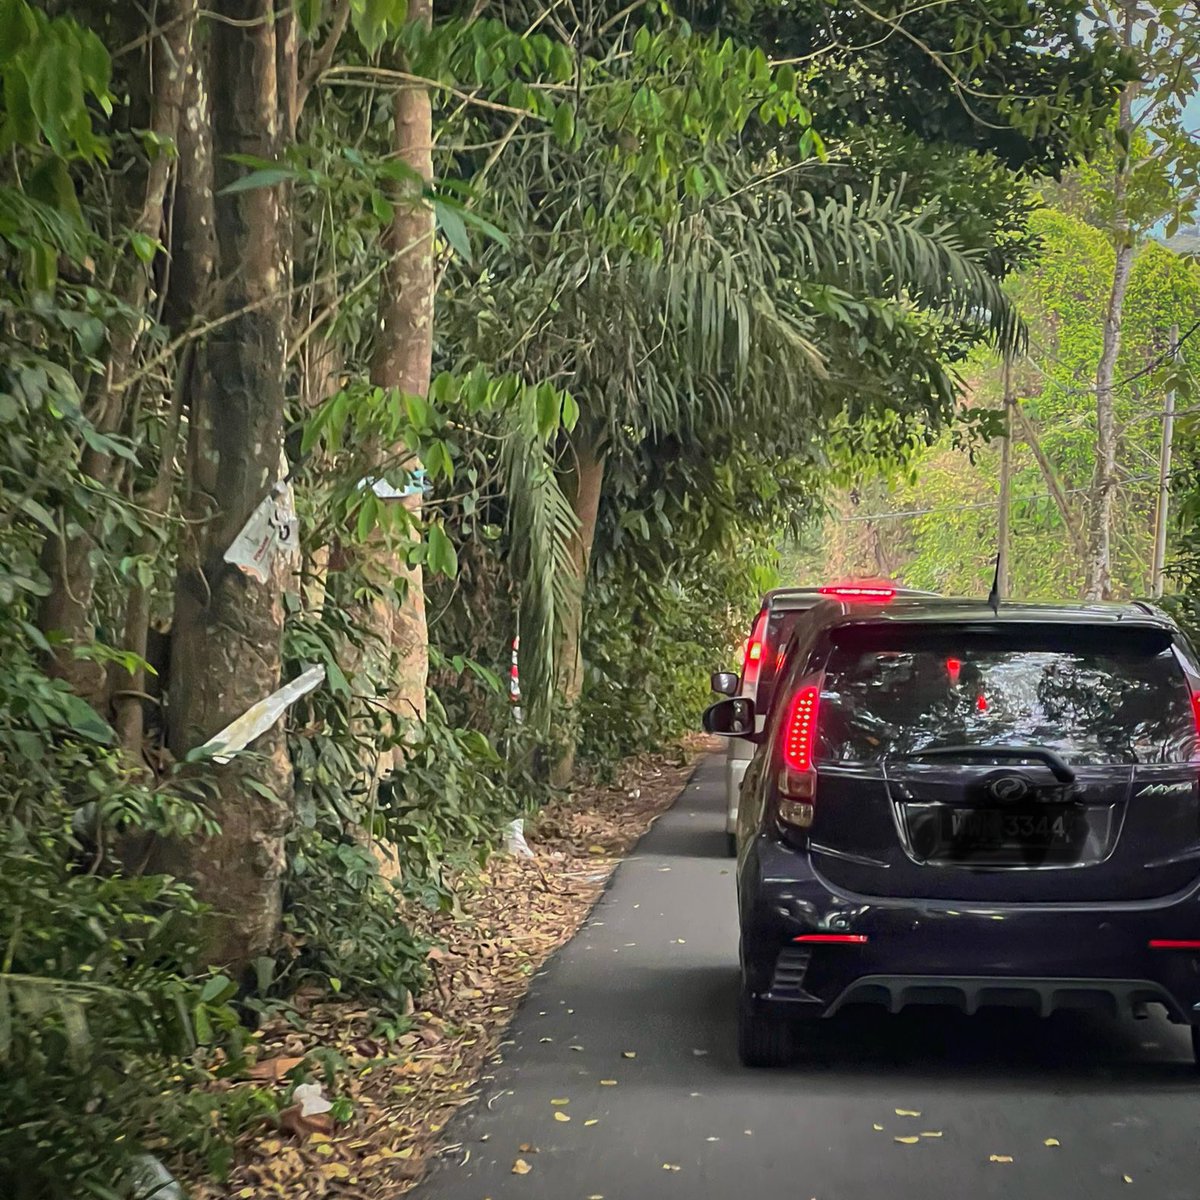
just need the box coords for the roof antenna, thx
[986,551,1001,615]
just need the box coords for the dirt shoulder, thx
[192,736,711,1198]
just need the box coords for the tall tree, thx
[163,0,295,969]
[1083,1,1200,598]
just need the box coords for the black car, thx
[704,597,1200,1067]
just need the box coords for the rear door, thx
[800,622,1200,903]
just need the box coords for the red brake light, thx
[741,610,767,686]
[783,685,820,771]
[818,584,896,602]
[778,679,822,827]
[1192,693,1200,734]
[976,694,988,712]
[946,657,962,683]
[1149,939,1200,950]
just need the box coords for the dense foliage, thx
[0,0,1133,1192]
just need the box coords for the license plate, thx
[938,807,1079,850]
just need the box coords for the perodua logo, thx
[988,774,1031,803]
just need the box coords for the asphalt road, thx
[416,754,1200,1200]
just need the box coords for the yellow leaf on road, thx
[921,1132,943,1139]
[895,1109,921,1117]
[873,1124,884,1131]
[551,1098,569,1106]
[1045,1139,1061,1148]
[894,1136,920,1145]
[585,1119,599,1127]
[1124,1176,1133,1184]
[512,1158,532,1175]
[554,1112,571,1122]
[622,1051,636,1059]
[600,1079,617,1086]
[989,1155,1014,1164]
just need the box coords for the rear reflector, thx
[1148,939,1200,950]
[794,934,869,945]
[1192,694,1200,735]
[818,585,895,602]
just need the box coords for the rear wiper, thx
[897,744,1076,784]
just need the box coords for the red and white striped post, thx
[510,636,523,724]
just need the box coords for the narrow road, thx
[416,755,1200,1200]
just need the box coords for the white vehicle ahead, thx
[711,583,939,856]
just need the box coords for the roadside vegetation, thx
[1,0,1189,1196]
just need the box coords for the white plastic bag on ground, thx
[505,818,534,858]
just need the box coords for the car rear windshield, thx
[758,603,820,708]
[819,624,1197,766]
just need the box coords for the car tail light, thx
[1192,693,1200,735]
[777,678,822,827]
[1148,939,1200,950]
[818,584,896,602]
[793,933,868,945]
[741,609,767,689]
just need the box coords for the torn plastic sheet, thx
[505,818,534,858]
[360,467,429,500]
[224,481,298,582]
[200,663,325,764]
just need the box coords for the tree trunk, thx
[162,0,294,972]
[1085,19,1136,602]
[551,434,606,787]
[367,0,435,747]
[38,0,198,705]
[1011,399,1089,562]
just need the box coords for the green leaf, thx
[58,693,114,744]
[219,165,295,195]
[426,522,458,577]
[200,974,237,1004]
[552,102,575,146]
[296,0,324,34]
[351,0,406,54]
[0,0,36,69]
[129,231,160,263]
[433,200,471,262]
[560,391,580,431]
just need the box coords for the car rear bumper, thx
[740,838,1200,1024]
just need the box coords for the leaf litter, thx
[184,743,705,1199]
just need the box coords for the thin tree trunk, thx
[1085,15,1137,602]
[367,0,435,749]
[162,0,293,972]
[1011,400,1089,562]
[551,435,606,787]
[38,0,198,704]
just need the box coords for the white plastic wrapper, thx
[224,482,298,583]
[200,663,325,764]
[505,818,534,858]
[292,1082,333,1117]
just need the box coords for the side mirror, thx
[710,671,739,696]
[703,696,758,740]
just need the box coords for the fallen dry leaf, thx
[600,1079,618,1086]
[244,1055,306,1083]
[554,1112,570,1123]
[894,1137,920,1145]
[920,1132,943,1139]
[1045,1138,1061,1148]
[622,1051,636,1059]
[1124,1176,1133,1184]
[989,1155,1014,1164]
[512,1158,533,1175]
[550,1098,569,1106]
[662,1163,681,1172]
[895,1109,921,1117]
[277,1104,333,1139]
